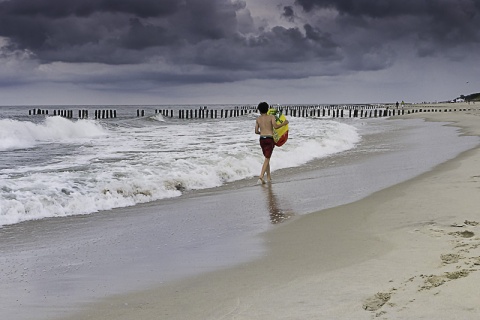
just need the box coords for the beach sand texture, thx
[58,104,480,320]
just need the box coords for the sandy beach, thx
[53,103,480,320]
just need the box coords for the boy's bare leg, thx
[266,163,271,182]
[259,157,270,184]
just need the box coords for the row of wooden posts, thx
[28,108,254,119]
[28,106,395,119]
[28,109,115,119]
[405,107,473,113]
[28,105,475,120]
[176,108,253,119]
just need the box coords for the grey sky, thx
[0,0,479,105]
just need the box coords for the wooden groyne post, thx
[95,110,117,119]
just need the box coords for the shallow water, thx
[1,105,360,226]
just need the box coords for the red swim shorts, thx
[260,136,275,159]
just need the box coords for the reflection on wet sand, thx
[262,184,294,224]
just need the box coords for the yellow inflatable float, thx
[267,109,289,147]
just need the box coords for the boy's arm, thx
[255,119,260,134]
[272,116,289,129]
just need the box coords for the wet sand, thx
[60,103,480,319]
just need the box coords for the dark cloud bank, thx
[1,0,479,87]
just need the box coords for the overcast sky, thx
[1,0,479,105]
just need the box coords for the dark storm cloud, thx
[295,0,480,46]
[295,0,423,17]
[291,0,480,74]
[282,5,295,22]
[0,0,240,62]
[0,0,342,80]
[0,0,180,18]
[122,18,178,50]
[1,0,479,90]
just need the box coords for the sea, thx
[0,104,363,227]
[1,104,479,319]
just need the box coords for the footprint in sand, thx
[445,270,470,280]
[464,220,479,226]
[420,269,470,291]
[362,292,391,311]
[473,257,480,265]
[440,253,461,265]
[421,275,446,290]
[448,230,475,238]
[450,220,479,227]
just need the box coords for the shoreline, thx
[59,105,480,319]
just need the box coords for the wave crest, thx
[0,117,107,151]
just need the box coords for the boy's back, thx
[255,114,276,136]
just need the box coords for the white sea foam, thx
[0,117,107,151]
[151,114,166,122]
[0,114,360,226]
